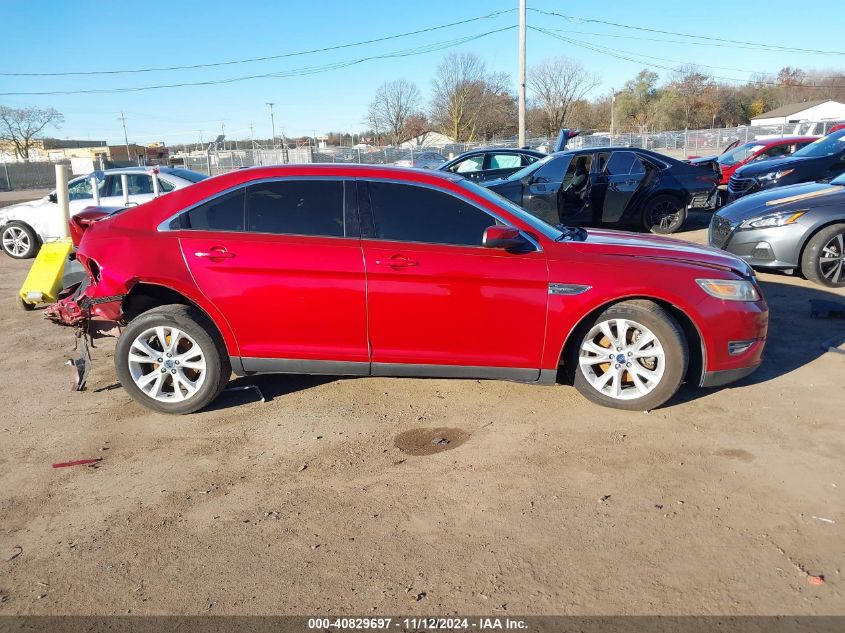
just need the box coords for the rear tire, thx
[570,300,688,411]
[1,221,40,259]
[642,195,687,234]
[801,223,845,287]
[115,304,231,414]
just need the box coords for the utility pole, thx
[266,102,276,150]
[610,91,616,141]
[220,121,226,150]
[249,123,255,150]
[118,111,131,163]
[518,0,526,148]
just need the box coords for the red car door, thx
[360,180,548,377]
[177,179,369,372]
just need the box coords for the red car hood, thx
[563,228,752,276]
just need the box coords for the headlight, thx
[696,279,760,302]
[740,210,805,229]
[758,169,795,182]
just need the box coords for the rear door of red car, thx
[358,179,548,376]
[177,178,369,370]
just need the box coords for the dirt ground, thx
[0,218,843,616]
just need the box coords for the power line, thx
[529,8,845,56]
[0,26,515,96]
[539,26,845,55]
[0,9,515,77]
[532,26,845,89]
[541,30,845,78]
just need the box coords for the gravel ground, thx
[0,220,843,616]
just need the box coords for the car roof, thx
[748,136,819,146]
[215,163,467,182]
[450,147,546,159]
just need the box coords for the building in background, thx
[750,100,845,126]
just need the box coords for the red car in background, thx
[48,165,768,414]
[689,136,818,186]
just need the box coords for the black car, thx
[482,147,719,234]
[439,148,546,181]
[727,129,845,200]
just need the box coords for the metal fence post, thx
[2,160,10,190]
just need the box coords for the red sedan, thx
[53,165,768,414]
[689,136,817,185]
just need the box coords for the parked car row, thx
[709,127,845,288]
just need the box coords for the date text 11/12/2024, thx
[307,617,528,630]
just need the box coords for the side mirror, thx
[520,175,531,186]
[48,192,57,203]
[483,225,532,252]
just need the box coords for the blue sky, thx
[1,0,843,145]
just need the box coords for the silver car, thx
[709,172,845,287]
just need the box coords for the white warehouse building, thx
[750,99,845,126]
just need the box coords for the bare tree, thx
[527,57,600,136]
[0,105,64,160]
[430,52,489,142]
[366,80,422,147]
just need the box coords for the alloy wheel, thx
[127,326,207,403]
[649,200,681,232]
[2,226,30,257]
[818,232,845,284]
[579,318,666,400]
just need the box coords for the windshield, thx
[458,179,563,241]
[791,130,845,158]
[718,143,764,166]
[504,154,554,182]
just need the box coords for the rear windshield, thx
[168,168,208,183]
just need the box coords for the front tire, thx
[1,221,40,259]
[571,300,688,411]
[801,223,845,287]
[115,304,231,414]
[642,195,687,234]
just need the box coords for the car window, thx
[594,152,610,173]
[453,156,484,174]
[179,189,245,231]
[521,154,539,166]
[530,156,568,183]
[561,155,593,189]
[630,155,646,175]
[125,174,154,196]
[246,180,344,237]
[103,175,123,197]
[157,177,175,192]
[604,151,639,175]
[489,154,522,169]
[67,178,94,201]
[762,145,791,159]
[368,181,493,247]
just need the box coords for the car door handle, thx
[374,255,418,268]
[194,247,235,259]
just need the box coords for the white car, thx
[0,167,207,259]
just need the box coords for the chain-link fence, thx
[0,160,71,191]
